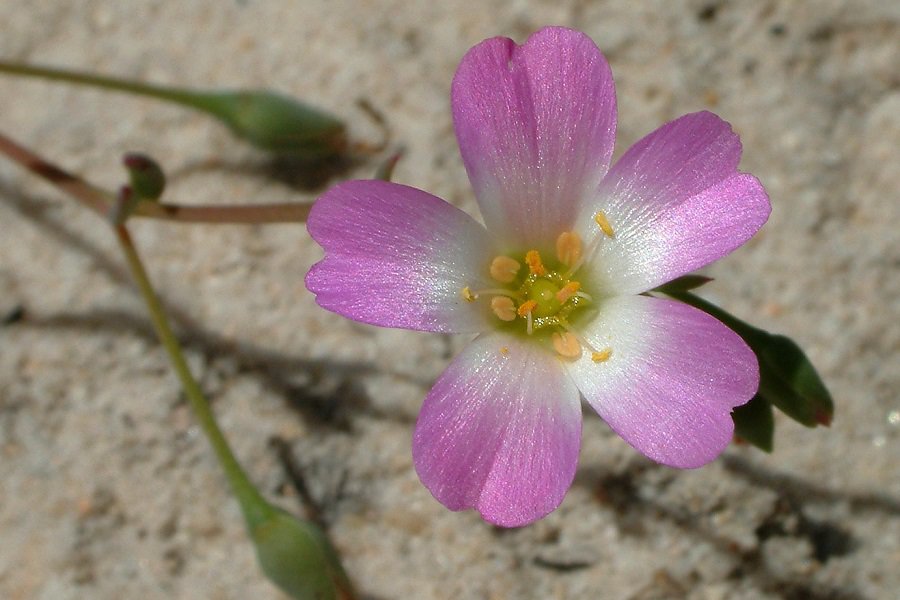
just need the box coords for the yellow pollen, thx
[489,255,521,283]
[556,281,581,303]
[490,296,517,321]
[552,332,582,359]
[524,250,547,276]
[517,299,537,317]
[556,231,583,268]
[461,286,477,302]
[591,348,613,363]
[594,211,615,238]
[499,346,509,355]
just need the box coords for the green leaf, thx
[732,393,775,452]
[653,274,714,294]
[663,290,834,432]
[756,334,834,427]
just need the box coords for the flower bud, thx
[122,153,166,201]
[191,90,347,159]
[250,509,355,600]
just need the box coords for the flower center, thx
[461,211,618,362]
[528,279,562,317]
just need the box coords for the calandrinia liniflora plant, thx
[0,24,831,585]
[305,27,831,527]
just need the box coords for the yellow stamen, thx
[594,211,615,238]
[591,348,613,363]
[556,231,583,268]
[517,299,538,317]
[500,346,509,355]
[461,286,477,302]
[489,256,521,283]
[552,332,582,359]
[490,296,517,321]
[524,250,547,276]
[555,281,581,303]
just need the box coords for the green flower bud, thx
[251,509,355,600]
[0,61,347,159]
[191,90,347,159]
[123,153,166,201]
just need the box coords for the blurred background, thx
[0,1,897,598]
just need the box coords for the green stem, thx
[0,130,311,224]
[0,59,227,115]
[114,224,273,529]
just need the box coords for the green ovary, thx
[528,279,562,317]
[476,246,594,337]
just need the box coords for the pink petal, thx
[566,295,757,468]
[452,26,617,250]
[306,180,497,333]
[413,333,582,527]
[578,112,770,296]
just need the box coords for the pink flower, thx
[306,27,770,527]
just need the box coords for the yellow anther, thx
[591,348,613,363]
[489,255,521,283]
[524,250,547,276]
[490,296,517,322]
[555,281,581,303]
[594,211,615,238]
[461,286,477,302]
[517,299,538,317]
[499,346,509,355]
[552,332,582,359]
[556,231,583,268]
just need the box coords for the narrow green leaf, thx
[663,290,834,431]
[653,274,714,294]
[732,394,775,452]
[757,334,834,426]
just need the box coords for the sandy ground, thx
[1,1,898,599]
